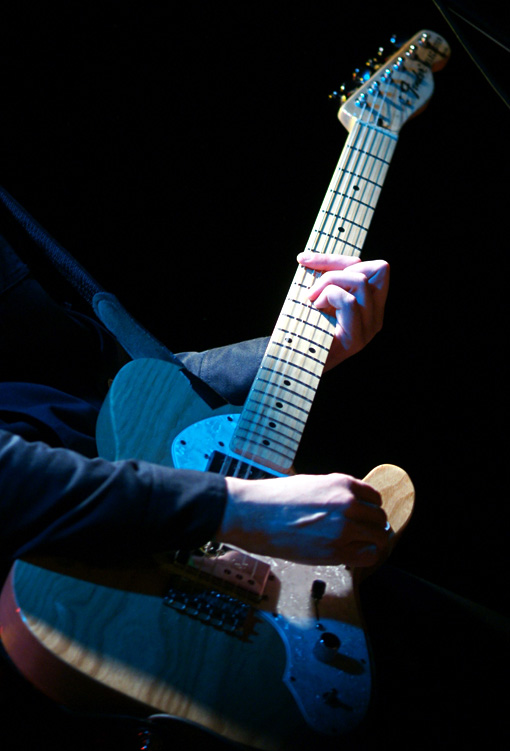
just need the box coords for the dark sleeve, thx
[177,337,269,405]
[0,429,227,564]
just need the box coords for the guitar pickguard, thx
[172,413,286,476]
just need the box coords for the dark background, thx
[1,2,508,615]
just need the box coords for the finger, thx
[352,479,383,507]
[348,259,390,287]
[342,518,390,552]
[297,252,361,272]
[298,253,389,287]
[344,499,388,527]
[308,269,370,305]
[304,260,389,320]
[312,285,371,348]
[340,542,384,568]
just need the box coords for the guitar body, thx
[0,358,414,750]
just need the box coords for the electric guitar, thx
[0,30,449,750]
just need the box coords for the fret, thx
[237,409,307,439]
[345,144,393,163]
[340,168,385,188]
[327,189,377,210]
[245,389,312,421]
[268,349,326,373]
[281,316,335,342]
[230,120,398,472]
[274,327,330,356]
[255,371,318,403]
[268,338,333,373]
[314,228,364,244]
[252,363,323,404]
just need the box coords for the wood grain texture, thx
[97,358,241,465]
[0,462,413,749]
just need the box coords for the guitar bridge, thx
[163,546,272,635]
[163,579,252,635]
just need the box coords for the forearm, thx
[0,430,227,564]
[221,473,389,568]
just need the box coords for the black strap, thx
[0,185,104,304]
[0,184,182,364]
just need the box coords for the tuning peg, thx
[328,33,402,103]
[376,34,400,61]
[364,52,384,74]
[328,82,350,103]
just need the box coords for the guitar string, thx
[276,105,396,426]
[232,88,395,471]
[278,73,400,349]
[232,124,390,471]
[195,90,405,606]
[232,68,404,472]
[193,53,423,595]
[236,44,435,475]
[237,49,429,471]
[206,86,402,588]
[251,101,394,424]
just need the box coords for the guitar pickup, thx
[189,548,271,598]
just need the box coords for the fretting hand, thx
[297,252,390,370]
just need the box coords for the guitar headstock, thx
[337,30,450,134]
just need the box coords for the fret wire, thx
[232,438,301,466]
[335,124,395,245]
[274,326,330,354]
[236,413,306,439]
[246,392,312,420]
[281,310,335,336]
[307,123,367,254]
[236,412,306,438]
[313,126,395,256]
[290,121,396,330]
[310,122,377,247]
[230,113,398,471]
[234,429,302,454]
[243,88,398,468]
[255,374,317,402]
[269,346,327,370]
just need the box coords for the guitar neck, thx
[230,121,398,473]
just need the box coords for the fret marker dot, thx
[284,379,291,386]
[309,347,316,354]
[263,439,270,446]
[276,402,283,409]
[269,421,276,428]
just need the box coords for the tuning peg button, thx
[405,44,417,60]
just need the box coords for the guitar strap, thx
[0,184,184,367]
